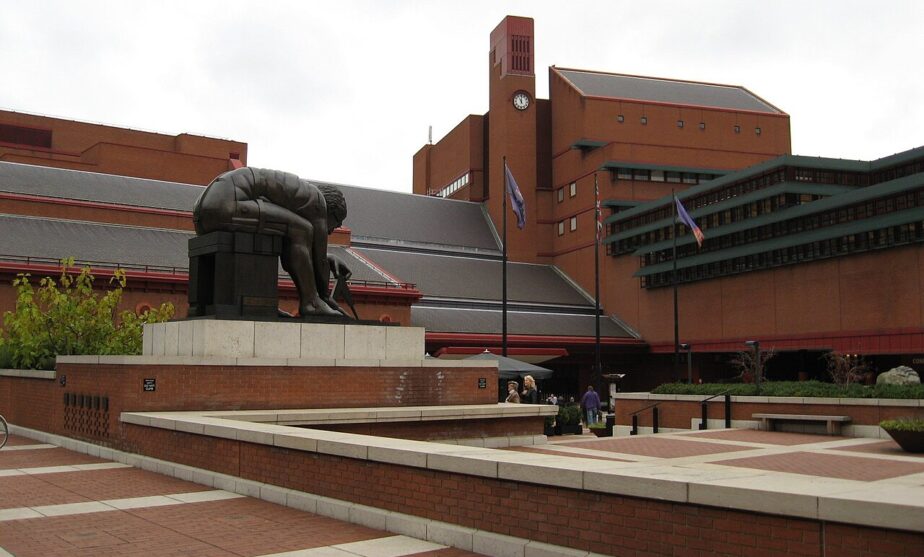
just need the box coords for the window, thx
[569,182,577,197]
[570,216,577,231]
[557,188,564,203]
[650,170,665,182]
[617,168,632,181]
[558,221,564,236]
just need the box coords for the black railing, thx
[629,402,661,435]
[0,255,417,290]
[699,390,731,430]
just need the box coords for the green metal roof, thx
[570,139,609,150]
[870,146,924,171]
[607,182,853,241]
[602,161,727,176]
[602,199,640,209]
[608,152,884,224]
[633,206,924,277]
[629,172,924,254]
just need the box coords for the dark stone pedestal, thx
[188,231,283,319]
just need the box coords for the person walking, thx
[505,381,521,403]
[580,385,601,426]
[521,375,539,404]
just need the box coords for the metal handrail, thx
[701,389,731,403]
[699,390,732,430]
[0,254,418,290]
[630,401,661,435]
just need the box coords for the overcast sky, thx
[1,1,920,192]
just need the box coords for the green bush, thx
[0,259,174,369]
[652,380,924,399]
[557,404,582,426]
[880,418,924,432]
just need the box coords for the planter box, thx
[590,427,612,437]
[559,423,583,435]
[884,429,924,453]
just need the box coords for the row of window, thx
[431,172,470,198]
[616,192,824,255]
[615,115,762,135]
[557,216,578,236]
[557,168,720,204]
[641,222,924,289]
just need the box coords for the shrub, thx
[652,381,924,399]
[557,404,581,426]
[0,259,174,369]
[880,418,924,432]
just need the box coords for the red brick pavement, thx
[0,473,94,508]
[1,433,40,447]
[716,451,924,481]
[0,447,107,469]
[829,439,905,454]
[683,429,848,445]
[563,436,755,458]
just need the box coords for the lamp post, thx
[744,340,761,395]
[680,343,692,384]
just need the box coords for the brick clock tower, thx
[487,16,539,262]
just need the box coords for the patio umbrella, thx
[464,350,555,380]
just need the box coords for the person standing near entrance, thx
[581,385,601,426]
[505,381,521,403]
[521,375,538,404]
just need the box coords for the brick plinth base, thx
[120,423,924,556]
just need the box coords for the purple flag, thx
[505,162,526,229]
[675,196,704,247]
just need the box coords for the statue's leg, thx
[257,202,339,316]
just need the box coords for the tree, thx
[0,259,174,369]
[823,351,868,388]
[729,347,776,384]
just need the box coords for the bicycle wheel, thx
[0,414,8,449]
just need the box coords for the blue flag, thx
[675,196,704,247]
[505,162,526,229]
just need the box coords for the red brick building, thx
[2,16,923,392]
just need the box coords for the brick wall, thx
[310,416,538,441]
[120,423,924,556]
[1,362,501,445]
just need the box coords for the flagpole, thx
[672,190,680,382]
[502,156,508,357]
[593,173,602,391]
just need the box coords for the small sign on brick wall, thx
[478,378,487,389]
[142,378,156,392]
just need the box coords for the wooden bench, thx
[752,413,851,435]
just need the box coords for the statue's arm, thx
[310,218,331,300]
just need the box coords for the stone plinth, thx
[144,320,425,361]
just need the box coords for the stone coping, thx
[120,407,924,533]
[0,368,55,380]
[152,403,560,426]
[615,392,924,407]
[55,355,497,369]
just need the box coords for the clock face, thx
[513,91,530,111]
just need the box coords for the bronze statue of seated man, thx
[193,167,350,317]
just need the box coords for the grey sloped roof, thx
[556,69,782,114]
[0,162,500,252]
[0,161,202,211]
[327,181,499,252]
[411,306,633,338]
[0,214,387,284]
[353,247,590,306]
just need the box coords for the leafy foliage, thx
[652,380,924,399]
[557,403,582,426]
[0,259,174,369]
[880,418,924,432]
